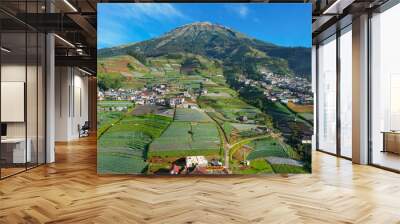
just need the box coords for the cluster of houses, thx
[238,71,313,105]
[98,83,201,107]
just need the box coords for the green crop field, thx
[231,123,259,131]
[246,138,288,160]
[149,122,190,152]
[200,96,253,109]
[148,122,221,158]
[97,100,134,137]
[191,122,221,150]
[240,159,274,174]
[97,152,148,174]
[98,114,172,173]
[206,111,225,123]
[271,164,307,174]
[299,112,313,122]
[222,122,235,141]
[174,108,212,123]
[108,114,172,138]
[198,96,264,123]
[98,111,124,136]
[98,100,133,108]
[268,102,312,128]
[230,159,274,174]
[206,86,237,97]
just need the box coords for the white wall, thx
[55,67,70,141]
[1,64,26,138]
[55,67,89,141]
[1,63,46,164]
[1,65,41,138]
[73,73,89,138]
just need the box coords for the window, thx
[339,26,352,158]
[370,3,400,171]
[0,2,46,179]
[317,35,337,154]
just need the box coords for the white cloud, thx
[133,4,185,20]
[225,4,249,19]
[237,5,249,18]
[114,3,186,23]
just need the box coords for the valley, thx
[97,22,312,175]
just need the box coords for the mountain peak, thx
[172,21,232,32]
[163,21,238,41]
[188,21,213,26]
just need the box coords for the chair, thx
[79,121,90,138]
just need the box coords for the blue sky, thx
[98,3,311,49]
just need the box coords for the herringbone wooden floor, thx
[1,136,400,224]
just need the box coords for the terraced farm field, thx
[263,102,313,139]
[98,55,149,74]
[98,111,124,137]
[237,159,274,174]
[270,164,307,173]
[287,101,313,113]
[298,112,313,122]
[98,114,172,174]
[174,108,212,123]
[286,102,313,123]
[148,122,221,158]
[229,137,306,174]
[98,100,134,108]
[198,96,265,123]
[97,101,134,137]
[246,138,288,160]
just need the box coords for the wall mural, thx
[97,3,313,175]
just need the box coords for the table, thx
[1,138,31,163]
[382,131,400,154]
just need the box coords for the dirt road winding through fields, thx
[202,109,230,170]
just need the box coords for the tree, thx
[127,51,147,65]
[98,79,107,92]
[98,73,125,91]
[127,63,134,71]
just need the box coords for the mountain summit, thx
[98,22,311,78]
[166,21,243,38]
